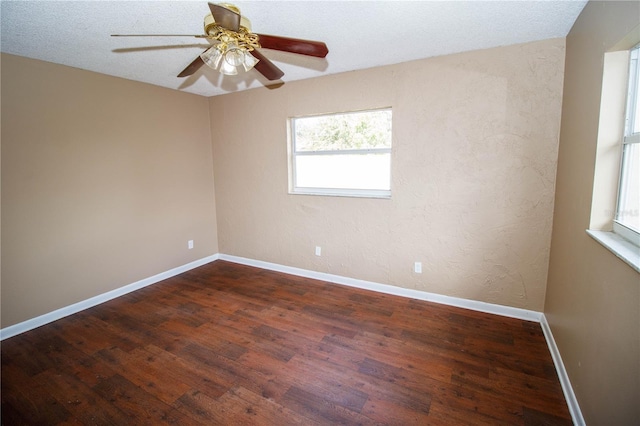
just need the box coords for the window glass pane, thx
[634,113,640,136]
[294,109,392,152]
[617,143,640,232]
[295,153,391,191]
[630,47,640,134]
[633,77,640,135]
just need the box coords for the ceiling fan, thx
[112,2,329,87]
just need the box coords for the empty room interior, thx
[1,1,639,425]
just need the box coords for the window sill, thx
[586,230,640,273]
[290,188,391,199]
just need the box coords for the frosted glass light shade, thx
[224,47,245,67]
[242,52,259,71]
[200,46,223,69]
[200,43,259,76]
[219,58,238,75]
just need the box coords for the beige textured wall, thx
[1,54,218,328]
[211,38,565,311]
[545,1,640,424]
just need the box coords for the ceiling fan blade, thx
[177,53,206,77]
[256,34,328,58]
[250,49,285,81]
[208,3,240,32]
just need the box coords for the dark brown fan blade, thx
[256,34,328,58]
[177,52,206,77]
[209,3,240,32]
[250,49,285,81]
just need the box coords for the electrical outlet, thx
[414,262,422,273]
[188,240,194,250]
[315,246,322,256]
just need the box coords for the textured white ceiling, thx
[1,0,587,97]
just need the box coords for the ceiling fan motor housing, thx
[204,10,252,36]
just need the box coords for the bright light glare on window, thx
[617,143,640,232]
[295,153,391,190]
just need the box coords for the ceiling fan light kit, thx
[112,2,329,88]
[200,8,261,76]
[200,43,260,75]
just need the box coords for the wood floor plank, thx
[35,370,133,425]
[51,311,141,355]
[173,388,231,424]
[173,341,293,403]
[1,260,572,424]
[1,365,76,424]
[220,385,318,425]
[91,374,196,425]
[360,396,431,425]
[285,349,433,418]
[94,345,193,405]
[281,385,372,425]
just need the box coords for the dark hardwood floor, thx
[1,260,572,425]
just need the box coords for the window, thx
[587,43,640,272]
[289,108,392,198]
[615,44,640,245]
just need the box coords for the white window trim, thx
[623,132,640,145]
[294,148,391,157]
[586,41,640,272]
[612,221,640,246]
[288,108,392,199]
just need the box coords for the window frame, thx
[288,108,393,199]
[613,43,640,246]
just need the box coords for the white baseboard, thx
[1,252,582,426]
[218,254,542,322]
[540,314,585,426]
[0,254,220,341]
